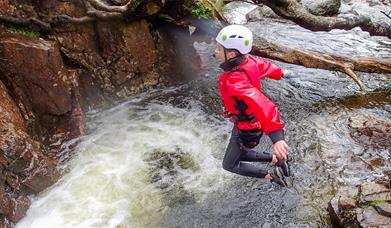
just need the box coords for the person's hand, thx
[274,140,289,160]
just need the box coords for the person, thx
[214,25,290,187]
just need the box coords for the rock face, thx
[0,34,85,153]
[300,0,341,16]
[0,36,72,116]
[0,80,59,225]
[328,182,391,227]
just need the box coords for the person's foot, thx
[275,156,290,177]
[269,167,288,187]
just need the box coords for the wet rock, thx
[340,0,391,33]
[54,14,162,98]
[247,5,281,21]
[8,195,30,223]
[338,196,357,210]
[374,203,391,218]
[0,31,88,155]
[0,189,10,215]
[348,114,391,149]
[0,123,59,194]
[359,182,391,204]
[0,80,57,223]
[77,70,107,111]
[356,206,391,227]
[0,80,26,132]
[0,35,72,116]
[329,182,391,227]
[222,2,258,24]
[328,186,359,226]
[300,0,341,16]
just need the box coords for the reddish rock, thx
[8,195,30,223]
[0,122,59,194]
[338,196,357,210]
[0,189,10,215]
[0,0,11,15]
[0,155,8,169]
[0,81,26,131]
[36,0,85,17]
[0,35,72,116]
[77,70,107,112]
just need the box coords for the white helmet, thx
[215,25,253,54]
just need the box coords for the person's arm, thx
[226,72,288,159]
[257,59,284,80]
[226,72,284,139]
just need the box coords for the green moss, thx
[184,0,224,19]
[351,192,358,200]
[368,199,390,206]
[190,3,213,19]
[7,27,40,38]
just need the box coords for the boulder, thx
[359,182,391,204]
[348,114,391,149]
[301,0,341,16]
[7,195,30,223]
[329,182,391,227]
[356,206,391,227]
[328,186,359,226]
[222,2,258,24]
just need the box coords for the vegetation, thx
[368,199,390,206]
[7,27,40,38]
[185,0,224,19]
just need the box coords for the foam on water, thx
[17,92,230,228]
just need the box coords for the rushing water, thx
[18,18,390,227]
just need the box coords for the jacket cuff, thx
[268,130,285,144]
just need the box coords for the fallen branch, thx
[251,36,391,90]
[0,15,51,31]
[251,0,391,38]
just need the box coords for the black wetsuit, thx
[222,123,273,178]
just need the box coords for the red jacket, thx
[219,55,285,143]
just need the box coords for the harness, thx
[225,66,256,122]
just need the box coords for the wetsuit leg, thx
[241,147,273,162]
[222,125,269,178]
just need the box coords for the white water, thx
[17,89,230,228]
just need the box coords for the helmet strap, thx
[219,53,246,71]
